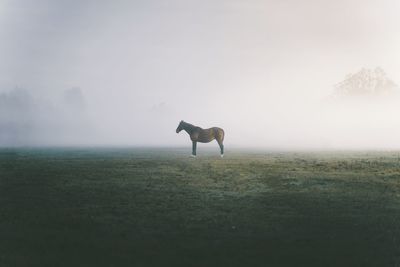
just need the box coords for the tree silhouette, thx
[333,67,397,98]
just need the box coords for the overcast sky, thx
[1,0,400,148]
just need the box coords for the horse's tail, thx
[218,128,225,156]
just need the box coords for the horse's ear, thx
[181,120,184,123]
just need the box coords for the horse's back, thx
[201,127,224,142]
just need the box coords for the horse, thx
[176,120,225,157]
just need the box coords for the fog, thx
[1,0,400,149]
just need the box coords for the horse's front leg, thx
[192,141,197,157]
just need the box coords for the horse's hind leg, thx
[217,139,224,157]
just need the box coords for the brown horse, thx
[176,120,224,157]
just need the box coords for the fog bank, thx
[1,0,400,149]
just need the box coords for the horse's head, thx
[176,120,184,133]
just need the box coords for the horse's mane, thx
[182,121,201,131]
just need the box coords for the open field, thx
[1,148,400,266]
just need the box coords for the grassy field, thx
[1,148,400,266]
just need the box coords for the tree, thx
[332,67,398,98]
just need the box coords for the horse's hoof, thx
[221,154,224,158]
[190,155,196,158]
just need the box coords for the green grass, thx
[1,148,400,266]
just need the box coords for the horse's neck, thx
[183,123,197,134]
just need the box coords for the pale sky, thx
[1,0,400,148]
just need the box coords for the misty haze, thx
[2,1,400,267]
[2,0,400,149]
